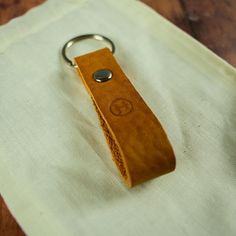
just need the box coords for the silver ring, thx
[61,34,115,68]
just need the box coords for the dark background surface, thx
[0,0,235,235]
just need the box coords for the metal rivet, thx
[93,69,112,83]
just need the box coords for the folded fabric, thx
[0,0,235,235]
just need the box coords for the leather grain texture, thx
[75,48,176,187]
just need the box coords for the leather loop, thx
[74,48,176,187]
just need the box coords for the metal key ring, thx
[62,34,116,68]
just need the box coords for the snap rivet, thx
[93,69,112,83]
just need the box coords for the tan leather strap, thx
[74,48,175,187]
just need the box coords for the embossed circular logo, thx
[110,98,133,116]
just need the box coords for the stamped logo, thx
[110,98,133,116]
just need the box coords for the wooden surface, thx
[0,0,235,235]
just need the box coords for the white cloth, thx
[0,0,236,235]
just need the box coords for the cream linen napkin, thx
[0,0,236,235]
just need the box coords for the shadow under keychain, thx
[62,34,176,187]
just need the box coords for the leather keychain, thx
[62,34,176,187]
